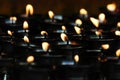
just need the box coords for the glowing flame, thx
[60,33,68,41]
[23,36,29,43]
[7,30,12,36]
[26,4,34,16]
[74,26,81,34]
[75,19,82,26]
[107,3,116,12]
[90,17,99,28]
[116,49,120,56]
[61,25,66,31]
[117,22,120,28]
[115,30,120,36]
[23,21,29,30]
[79,8,88,15]
[48,10,54,19]
[42,42,50,51]
[101,44,110,50]
[26,55,34,63]
[98,13,105,23]
[95,30,102,36]
[10,16,17,21]
[74,54,79,63]
[41,31,48,36]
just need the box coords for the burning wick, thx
[23,21,29,33]
[7,30,13,42]
[10,16,17,24]
[61,25,67,33]
[26,55,34,63]
[79,8,88,18]
[95,30,102,39]
[41,31,48,38]
[42,42,50,53]
[23,36,30,47]
[26,4,34,17]
[75,19,82,27]
[74,54,79,63]
[74,26,82,35]
[60,33,69,45]
[48,10,55,22]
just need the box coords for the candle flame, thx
[101,44,110,50]
[98,13,106,23]
[41,31,48,36]
[74,26,81,34]
[90,17,99,28]
[23,21,29,29]
[27,55,34,63]
[115,30,120,36]
[7,30,12,36]
[74,54,79,63]
[26,4,34,16]
[116,49,120,57]
[10,16,17,21]
[107,3,116,12]
[60,33,68,41]
[75,19,82,26]
[79,8,88,15]
[117,22,120,28]
[95,30,102,36]
[42,42,50,51]
[61,25,66,31]
[23,36,29,43]
[48,10,54,19]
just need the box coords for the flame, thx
[117,22,120,28]
[23,21,29,30]
[74,26,81,34]
[42,42,50,51]
[98,13,105,23]
[116,49,120,56]
[95,30,102,36]
[107,3,116,12]
[60,33,68,41]
[26,4,34,16]
[61,25,66,31]
[26,55,34,63]
[74,54,79,63]
[48,10,54,19]
[115,30,120,36]
[90,17,99,28]
[79,8,88,15]
[10,16,17,21]
[7,30,12,36]
[23,36,29,43]
[75,19,82,26]
[41,31,48,36]
[101,44,110,50]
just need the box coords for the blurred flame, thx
[79,8,88,15]
[90,17,99,28]
[115,30,120,36]
[116,49,120,56]
[101,44,110,50]
[107,3,116,12]
[41,31,48,36]
[117,22,120,28]
[42,42,50,51]
[7,30,12,36]
[27,55,34,63]
[95,30,102,36]
[74,26,81,34]
[98,13,106,23]
[60,33,68,41]
[74,54,79,63]
[48,10,54,19]
[23,36,29,43]
[23,21,29,29]
[10,16,17,21]
[62,25,66,31]
[75,19,82,26]
[26,4,34,16]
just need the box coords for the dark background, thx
[0,0,120,15]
